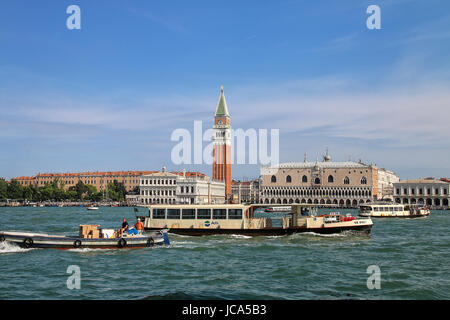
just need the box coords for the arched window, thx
[344,176,350,185]
[314,177,321,184]
[286,175,292,183]
[271,175,277,183]
[328,175,334,183]
[361,176,367,185]
[302,175,308,183]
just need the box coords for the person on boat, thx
[134,218,144,233]
[119,218,129,237]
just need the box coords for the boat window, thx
[213,208,227,219]
[153,208,166,219]
[182,209,195,219]
[228,209,243,219]
[197,209,211,219]
[389,207,394,212]
[167,208,181,219]
[374,207,378,212]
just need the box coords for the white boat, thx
[143,204,373,236]
[87,207,99,211]
[359,203,430,218]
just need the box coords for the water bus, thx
[141,204,373,236]
[0,226,170,249]
[358,203,430,218]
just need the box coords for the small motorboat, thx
[87,207,99,211]
[0,228,170,250]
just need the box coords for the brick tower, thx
[213,85,232,197]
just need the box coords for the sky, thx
[0,0,449,181]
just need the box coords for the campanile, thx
[212,85,232,197]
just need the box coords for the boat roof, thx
[139,203,327,209]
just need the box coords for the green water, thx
[0,207,449,300]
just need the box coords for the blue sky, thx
[0,0,449,180]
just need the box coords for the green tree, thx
[39,183,54,201]
[84,185,98,201]
[23,186,35,201]
[74,181,88,200]
[107,180,126,202]
[7,180,24,200]
[66,190,78,201]
[0,179,7,200]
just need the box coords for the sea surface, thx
[0,206,449,300]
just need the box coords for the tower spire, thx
[215,85,230,117]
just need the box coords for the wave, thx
[229,234,253,239]
[0,241,35,254]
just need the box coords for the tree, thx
[7,180,23,200]
[107,180,126,202]
[84,185,98,201]
[74,181,88,200]
[0,179,7,200]
[23,186,35,201]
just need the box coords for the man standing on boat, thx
[134,218,144,234]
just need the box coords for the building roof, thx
[141,171,208,178]
[269,161,370,170]
[215,85,230,117]
[395,179,449,184]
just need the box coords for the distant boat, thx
[359,203,430,218]
[264,206,291,213]
[87,207,99,211]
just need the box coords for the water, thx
[0,207,449,300]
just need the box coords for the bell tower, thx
[213,85,232,197]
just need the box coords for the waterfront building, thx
[13,170,156,192]
[377,168,400,201]
[231,179,260,204]
[139,167,226,205]
[393,178,450,209]
[260,150,399,207]
[212,85,232,198]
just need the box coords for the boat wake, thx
[229,234,253,239]
[0,241,34,254]
[290,231,357,238]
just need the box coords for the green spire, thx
[215,85,230,117]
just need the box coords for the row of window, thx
[152,208,243,220]
[263,188,371,197]
[180,186,195,194]
[396,188,448,196]
[141,179,177,186]
[373,207,403,212]
[271,175,367,185]
[142,198,176,204]
[141,189,176,196]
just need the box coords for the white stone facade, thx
[377,168,400,201]
[393,179,449,209]
[139,168,225,205]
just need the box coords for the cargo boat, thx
[0,227,170,249]
[142,204,373,236]
[358,203,430,218]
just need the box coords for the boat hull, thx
[145,224,372,237]
[358,213,429,219]
[0,231,169,249]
